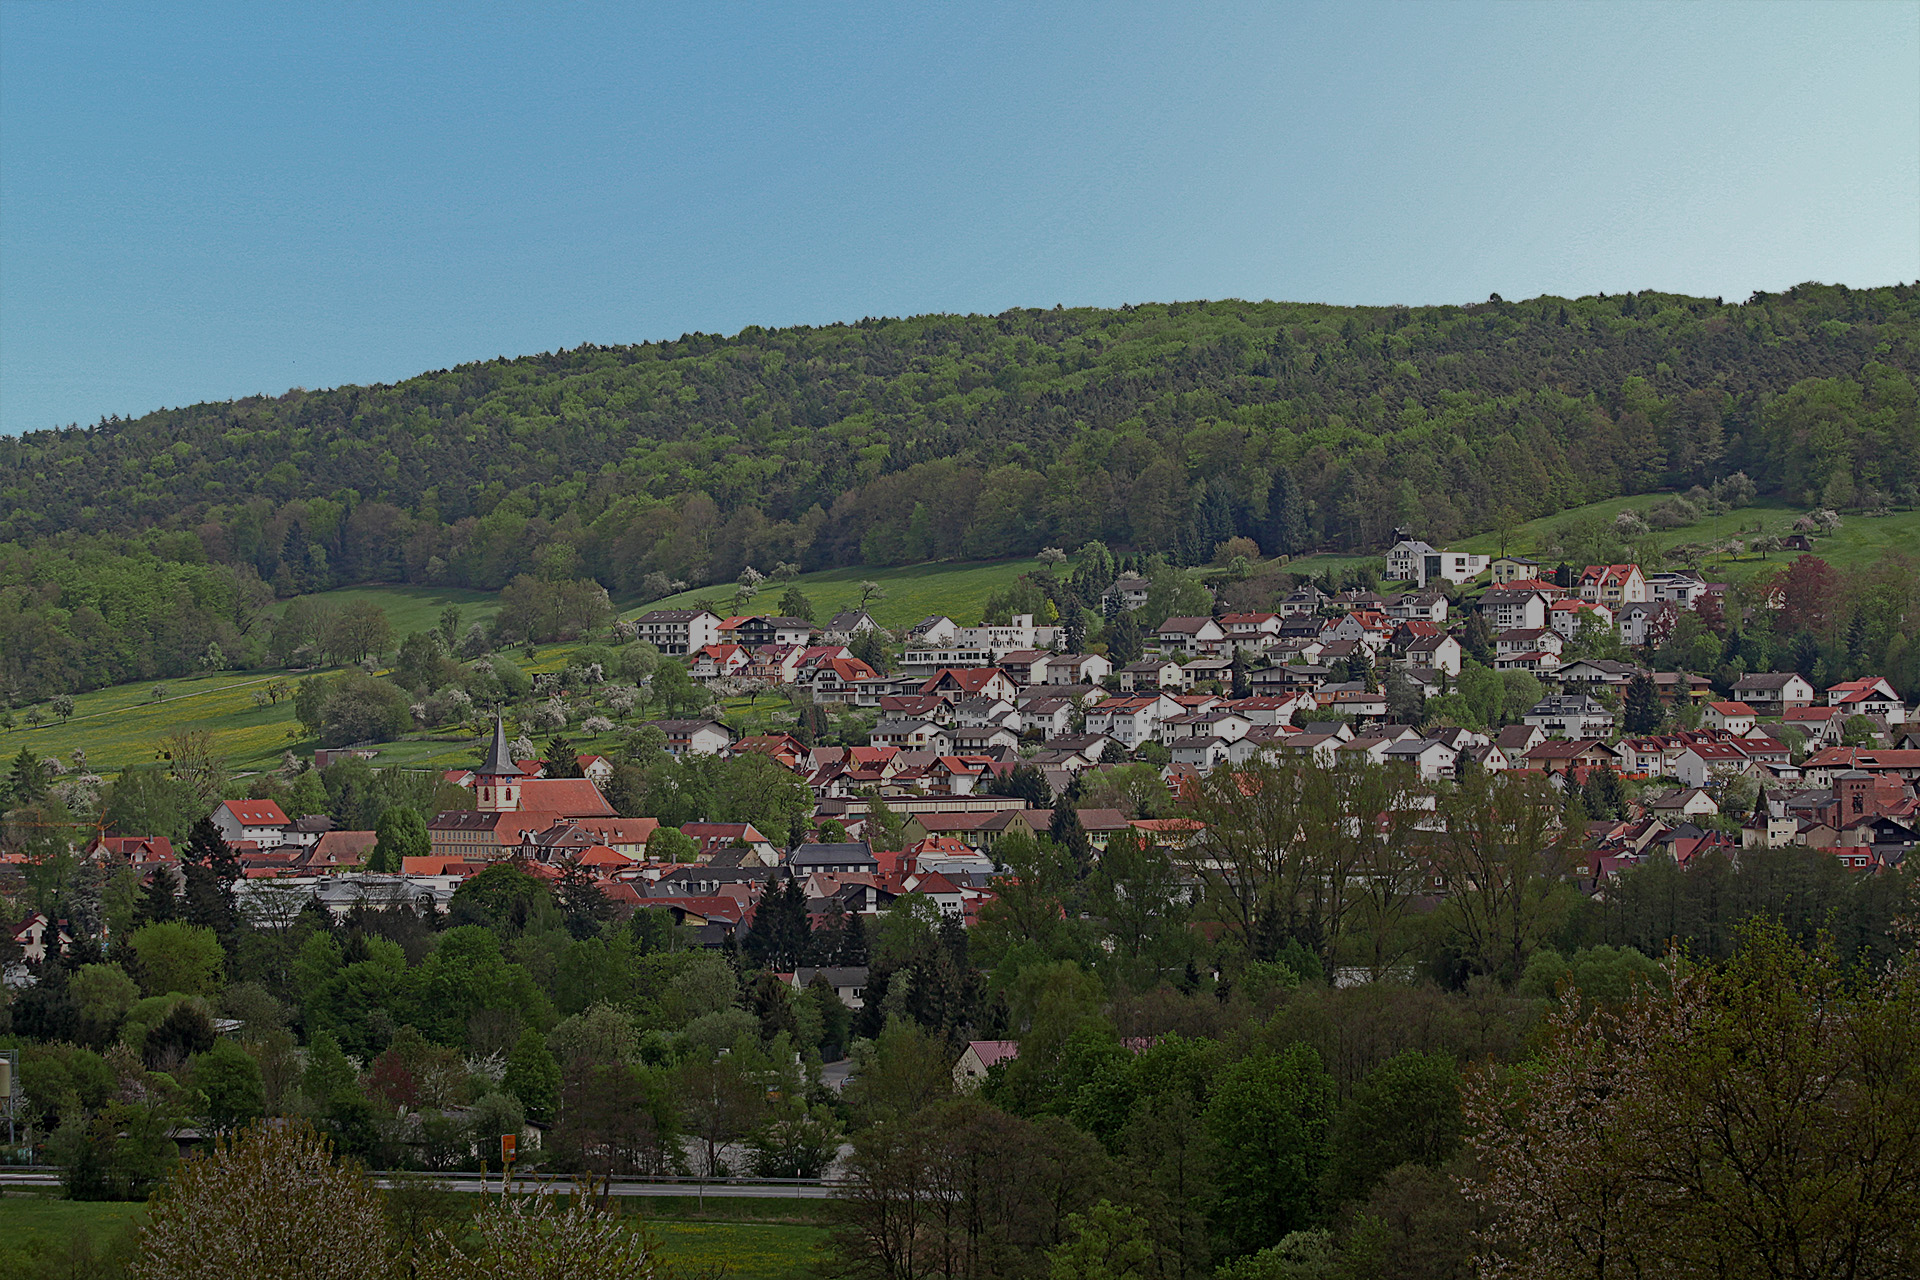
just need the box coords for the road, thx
[0,1169,835,1199]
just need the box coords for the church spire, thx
[479,714,517,777]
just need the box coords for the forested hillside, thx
[2,283,1916,697]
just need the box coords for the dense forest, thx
[1,284,1917,697]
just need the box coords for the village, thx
[20,533,1915,1002]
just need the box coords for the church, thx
[427,717,622,860]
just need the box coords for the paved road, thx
[0,1169,833,1199]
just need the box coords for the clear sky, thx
[2,1,1916,435]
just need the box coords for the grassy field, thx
[0,1191,827,1280]
[0,667,311,776]
[292,584,503,635]
[634,557,1044,630]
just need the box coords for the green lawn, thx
[0,1192,827,1280]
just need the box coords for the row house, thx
[951,614,1060,658]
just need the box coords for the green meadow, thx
[0,1191,829,1280]
[633,555,1044,630]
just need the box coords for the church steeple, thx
[476,715,521,813]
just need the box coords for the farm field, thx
[0,1191,827,1280]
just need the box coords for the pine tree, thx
[1050,800,1092,880]
[1106,612,1144,667]
[838,912,869,967]
[1623,673,1664,734]
[543,734,582,778]
[138,868,178,925]
[1230,649,1251,699]
[1265,466,1309,557]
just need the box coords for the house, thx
[807,657,882,704]
[1702,701,1759,734]
[789,842,882,875]
[1784,705,1848,746]
[954,1040,1020,1090]
[689,643,751,681]
[1495,724,1546,756]
[1479,590,1550,632]
[1646,572,1710,607]
[1084,693,1183,748]
[1102,576,1153,612]
[1495,628,1565,673]
[907,615,959,645]
[1650,788,1721,820]
[1673,742,1753,789]
[1043,654,1112,686]
[784,966,870,1010]
[575,755,614,785]
[1277,584,1328,618]
[1156,616,1229,657]
[1384,593,1449,624]
[951,724,1022,754]
[1020,695,1078,738]
[1523,739,1622,777]
[1732,672,1817,715]
[953,697,1021,731]
[1578,564,1648,606]
[1556,659,1643,693]
[1384,737,1459,782]
[1827,677,1908,725]
[1651,670,1713,704]
[1549,599,1614,640]
[1616,602,1675,648]
[823,610,881,642]
[629,609,722,655]
[1218,612,1285,648]
[1117,658,1186,692]
[1523,695,1614,740]
[1490,555,1542,586]
[645,719,734,757]
[211,800,289,850]
[1403,633,1463,677]
[919,668,1020,705]
[728,615,816,647]
[996,650,1051,686]
[871,719,953,754]
[1385,540,1490,587]
[682,823,781,864]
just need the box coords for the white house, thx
[1084,693,1183,748]
[1673,742,1752,789]
[212,799,289,849]
[1384,737,1459,783]
[1385,540,1490,587]
[1479,590,1550,632]
[1156,616,1228,657]
[1702,701,1759,734]
[1522,696,1615,740]
[629,609,722,656]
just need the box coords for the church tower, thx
[475,716,521,813]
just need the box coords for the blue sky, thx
[3,1,1916,434]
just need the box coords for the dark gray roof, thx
[789,841,878,867]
